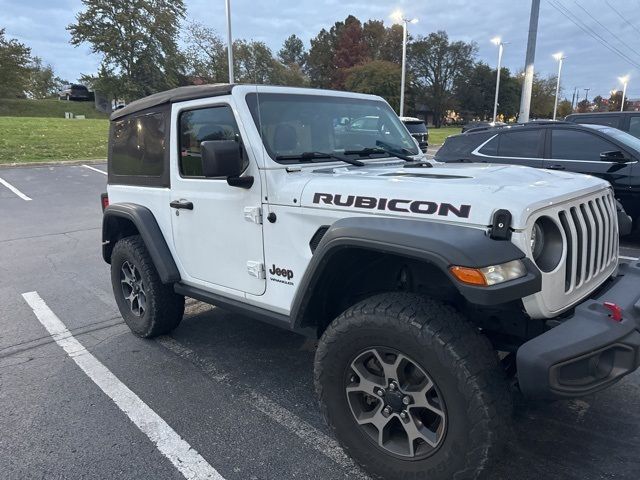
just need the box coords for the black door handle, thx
[547,164,565,170]
[170,200,194,210]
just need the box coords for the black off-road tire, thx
[314,292,512,480]
[111,235,184,338]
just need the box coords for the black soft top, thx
[111,84,234,120]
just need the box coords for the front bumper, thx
[517,260,640,399]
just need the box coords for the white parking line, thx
[0,176,31,201]
[620,255,639,261]
[21,292,225,480]
[83,164,107,175]
[157,336,365,477]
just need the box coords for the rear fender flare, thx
[102,203,180,284]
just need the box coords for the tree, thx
[344,60,401,108]
[454,63,519,121]
[307,15,375,89]
[0,29,32,98]
[557,99,573,118]
[516,73,558,119]
[182,22,228,84]
[307,28,336,88]
[68,0,186,101]
[80,65,122,102]
[499,70,521,120]
[608,91,625,111]
[593,95,607,112]
[453,62,494,119]
[576,99,591,113]
[278,34,306,68]
[27,57,65,98]
[409,31,476,127]
[332,16,368,89]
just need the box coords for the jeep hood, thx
[298,161,610,230]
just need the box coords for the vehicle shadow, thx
[171,306,640,480]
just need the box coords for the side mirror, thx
[600,150,629,162]
[200,140,253,188]
[201,140,244,177]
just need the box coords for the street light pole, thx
[552,53,565,120]
[491,38,504,122]
[391,11,418,117]
[619,76,629,112]
[400,20,408,117]
[225,0,234,83]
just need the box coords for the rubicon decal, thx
[313,193,471,218]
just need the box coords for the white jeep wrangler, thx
[102,84,640,480]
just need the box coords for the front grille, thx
[557,191,618,293]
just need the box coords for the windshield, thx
[404,121,427,134]
[584,124,640,153]
[246,92,419,162]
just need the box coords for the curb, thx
[0,159,107,169]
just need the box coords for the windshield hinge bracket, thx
[244,206,263,224]
[489,209,512,240]
[247,261,266,279]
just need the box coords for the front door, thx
[169,102,265,296]
[545,127,634,190]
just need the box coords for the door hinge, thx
[244,206,263,224]
[247,261,266,279]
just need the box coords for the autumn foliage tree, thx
[68,0,187,101]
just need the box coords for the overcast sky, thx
[1,0,639,100]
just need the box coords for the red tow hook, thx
[603,302,623,322]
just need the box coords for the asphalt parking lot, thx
[0,162,639,480]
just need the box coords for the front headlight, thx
[450,259,527,286]
[531,217,563,272]
[531,222,545,261]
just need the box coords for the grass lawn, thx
[429,126,461,145]
[0,98,108,119]
[0,117,109,164]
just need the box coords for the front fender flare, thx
[290,217,541,328]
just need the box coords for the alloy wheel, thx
[345,347,447,459]
[120,261,146,317]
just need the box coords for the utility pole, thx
[584,88,590,102]
[571,86,578,110]
[518,0,540,122]
[225,0,234,83]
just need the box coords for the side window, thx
[179,105,244,177]
[551,129,618,161]
[111,112,166,177]
[577,115,620,128]
[628,116,640,139]
[478,135,498,156]
[497,130,542,158]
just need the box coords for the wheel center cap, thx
[385,390,405,412]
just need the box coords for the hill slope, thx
[0,98,108,119]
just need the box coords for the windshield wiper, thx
[275,151,364,167]
[344,140,420,163]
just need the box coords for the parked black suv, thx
[58,84,92,101]
[400,116,429,152]
[435,121,639,232]
[566,111,640,139]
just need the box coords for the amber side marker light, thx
[449,266,488,286]
[450,260,527,286]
